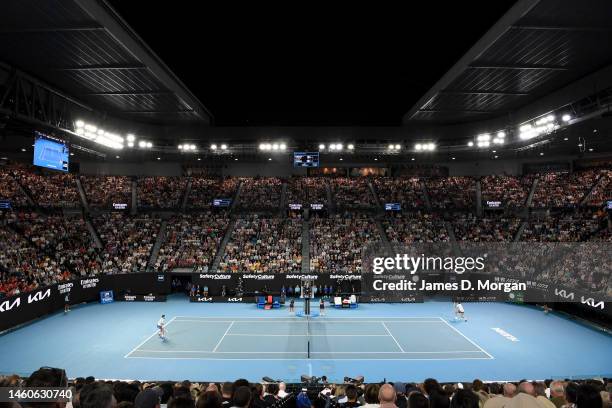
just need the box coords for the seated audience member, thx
[575,385,603,408]
[362,384,381,408]
[80,383,117,408]
[483,384,516,408]
[344,385,361,408]
[407,393,429,408]
[197,391,223,408]
[379,384,398,408]
[231,387,251,408]
[549,382,567,408]
[534,383,557,408]
[221,383,233,407]
[135,389,162,408]
[450,390,480,408]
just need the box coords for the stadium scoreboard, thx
[384,203,401,211]
[293,152,319,168]
[33,131,69,172]
[213,198,232,207]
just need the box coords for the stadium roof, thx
[0,0,213,125]
[403,0,612,124]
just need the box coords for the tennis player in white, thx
[157,314,167,339]
[454,302,467,321]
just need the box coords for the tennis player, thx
[319,298,325,316]
[157,314,166,339]
[454,302,467,321]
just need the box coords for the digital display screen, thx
[607,200,612,210]
[486,200,503,208]
[310,203,324,210]
[289,203,302,210]
[0,200,11,209]
[33,132,69,172]
[294,152,319,168]
[99,291,114,304]
[385,203,401,211]
[112,203,128,210]
[213,198,232,207]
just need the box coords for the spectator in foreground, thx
[575,385,602,408]
[362,384,380,408]
[408,393,429,408]
[450,390,479,408]
[135,389,162,408]
[220,382,233,407]
[483,384,516,408]
[549,382,567,408]
[231,387,251,408]
[534,383,556,408]
[80,383,117,408]
[197,392,222,408]
[379,384,397,408]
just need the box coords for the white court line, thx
[381,322,406,353]
[174,319,442,324]
[212,321,234,352]
[437,317,494,359]
[173,315,443,320]
[225,333,389,337]
[126,355,493,361]
[124,316,176,358]
[135,349,486,354]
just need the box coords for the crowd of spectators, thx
[331,178,376,209]
[155,212,229,272]
[382,212,448,245]
[286,177,328,205]
[426,177,475,209]
[94,214,161,273]
[310,213,381,273]
[586,170,611,207]
[373,177,426,209]
[521,211,603,242]
[0,211,99,297]
[219,214,302,273]
[452,214,521,242]
[82,176,132,209]
[531,170,600,208]
[480,175,534,209]
[16,169,80,208]
[237,178,283,210]
[188,177,239,209]
[1,370,609,408]
[1,170,611,296]
[0,167,30,207]
[138,177,188,209]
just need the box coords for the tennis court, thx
[125,316,493,360]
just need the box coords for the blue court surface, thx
[0,295,610,383]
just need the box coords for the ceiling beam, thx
[82,90,173,96]
[469,63,571,71]
[73,0,213,124]
[50,63,146,71]
[418,109,500,114]
[511,25,612,32]
[118,110,193,114]
[402,0,542,123]
[440,90,530,96]
[0,25,105,33]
